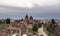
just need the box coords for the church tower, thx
[24,14,29,23]
[30,16,33,20]
[29,16,33,24]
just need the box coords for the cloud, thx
[0,0,60,19]
[0,4,60,19]
[0,0,60,8]
[33,0,59,6]
[0,4,59,13]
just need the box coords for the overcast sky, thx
[0,0,60,19]
[0,0,59,8]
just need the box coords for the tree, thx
[32,24,37,32]
[38,23,41,27]
[51,19,55,24]
[0,20,2,24]
[47,19,56,32]
[20,18,23,21]
[6,18,10,24]
[32,23,41,32]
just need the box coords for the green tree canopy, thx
[6,18,10,24]
[32,23,41,32]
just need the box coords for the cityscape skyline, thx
[0,0,60,36]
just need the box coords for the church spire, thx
[25,14,29,23]
[25,14,28,19]
[30,16,33,20]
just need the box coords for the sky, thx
[0,0,59,8]
[0,0,60,19]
